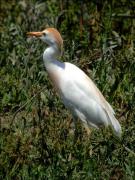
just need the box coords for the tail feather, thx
[111,117,122,138]
[108,113,122,138]
[104,103,122,138]
[104,108,122,138]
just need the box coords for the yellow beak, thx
[27,31,43,37]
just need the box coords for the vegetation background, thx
[0,0,135,179]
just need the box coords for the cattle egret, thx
[27,28,122,138]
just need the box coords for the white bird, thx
[27,28,122,138]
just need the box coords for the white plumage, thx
[27,28,122,138]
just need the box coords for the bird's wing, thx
[64,62,114,115]
[62,62,121,137]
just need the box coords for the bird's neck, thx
[43,46,62,68]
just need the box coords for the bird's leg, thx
[67,115,91,138]
[67,115,75,135]
[72,116,79,143]
[82,122,91,136]
[72,116,77,131]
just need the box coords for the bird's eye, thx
[43,32,46,36]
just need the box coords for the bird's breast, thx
[47,69,62,93]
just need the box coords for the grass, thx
[0,0,135,179]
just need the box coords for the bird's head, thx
[27,28,63,53]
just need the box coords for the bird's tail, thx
[110,116,122,138]
[104,103,122,138]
